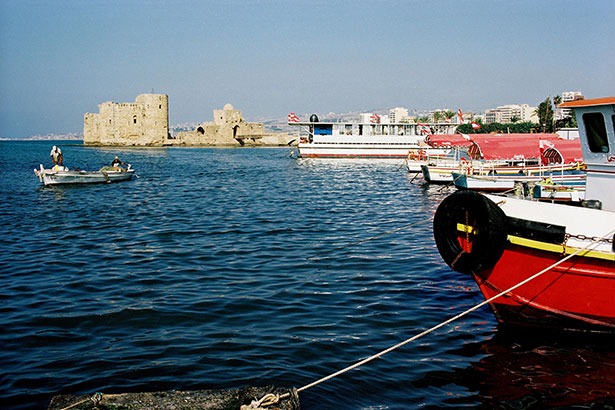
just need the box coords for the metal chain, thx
[565,233,614,244]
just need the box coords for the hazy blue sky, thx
[1,0,613,138]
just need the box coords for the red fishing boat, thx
[433,96,615,333]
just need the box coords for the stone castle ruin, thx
[84,94,169,146]
[84,94,292,147]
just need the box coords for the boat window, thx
[583,112,609,153]
[314,124,332,135]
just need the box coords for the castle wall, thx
[173,104,292,146]
[83,94,169,146]
[84,96,294,147]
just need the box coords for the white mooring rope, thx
[277,226,615,403]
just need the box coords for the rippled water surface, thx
[1,141,614,409]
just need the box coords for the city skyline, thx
[1,0,613,139]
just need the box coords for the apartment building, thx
[484,104,537,124]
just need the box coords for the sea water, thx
[1,141,614,409]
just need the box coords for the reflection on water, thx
[417,329,615,408]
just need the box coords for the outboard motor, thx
[309,114,319,123]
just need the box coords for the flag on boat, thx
[471,121,481,130]
[418,123,431,134]
[539,139,555,151]
[287,112,300,123]
[370,114,381,124]
[457,109,464,123]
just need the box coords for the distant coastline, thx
[1,133,82,141]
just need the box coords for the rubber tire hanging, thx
[433,191,508,275]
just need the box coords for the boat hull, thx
[533,183,585,203]
[475,243,615,332]
[451,172,515,192]
[421,164,456,183]
[433,191,615,333]
[452,172,586,193]
[298,143,418,158]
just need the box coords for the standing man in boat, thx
[50,146,63,166]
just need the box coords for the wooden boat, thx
[406,147,452,173]
[452,168,586,192]
[34,164,135,186]
[433,96,615,333]
[532,179,586,203]
[420,147,478,183]
[421,134,583,184]
[406,134,475,172]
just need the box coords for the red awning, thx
[466,134,564,161]
[425,134,473,147]
[541,139,583,164]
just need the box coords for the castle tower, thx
[84,94,169,146]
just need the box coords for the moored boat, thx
[532,179,586,203]
[452,167,586,193]
[422,135,584,184]
[288,113,457,158]
[432,96,615,333]
[34,164,135,186]
[406,147,452,173]
[406,134,475,172]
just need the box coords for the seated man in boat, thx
[111,156,126,168]
[50,146,63,165]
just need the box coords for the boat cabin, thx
[291,113,458,142]
[561,97,615,211]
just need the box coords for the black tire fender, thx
[433,191,508,274]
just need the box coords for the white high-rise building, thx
[389,107,409,123]
[556,91,584,120]
[484,104,537,124]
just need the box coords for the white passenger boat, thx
[288,113,457,158]
[34,164,135,186]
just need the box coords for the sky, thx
[0,0,614,139]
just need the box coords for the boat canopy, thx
[426,133,562,149]
[541,139,583,164]
[466,134,575,161]
[425,134,474,147]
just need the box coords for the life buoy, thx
[433,191,508,275]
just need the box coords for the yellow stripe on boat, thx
[507,235,615,261]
